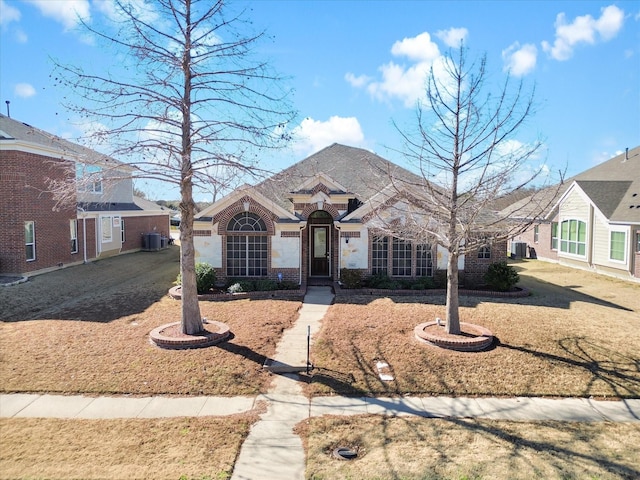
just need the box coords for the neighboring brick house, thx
[0,114,171,276]
[505,146,640,282]
[193,143,506,287]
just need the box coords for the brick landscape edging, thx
[168,285,305,302]
[334,284,530,299]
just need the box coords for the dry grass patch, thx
[0,297,301,395]
[298,415,640,480]
[0,412,258,480]
[307,261,640,398]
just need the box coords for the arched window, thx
[226,212,268,277]
[227,212,267,232]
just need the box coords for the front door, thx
[310,225,330,276]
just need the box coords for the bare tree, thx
[53,0,294,334]
[372,46,559,335]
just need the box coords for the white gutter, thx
[299,223,306,286]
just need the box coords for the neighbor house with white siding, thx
[506,146,640,282]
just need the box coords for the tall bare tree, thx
[372,46,559,335]
[53,0,294,334]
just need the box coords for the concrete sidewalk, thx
[2,392,639,423]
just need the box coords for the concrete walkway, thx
[2,285,639,479]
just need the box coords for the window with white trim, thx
[25,221,35,261]
[478,245,491,259]
[101,216,112,243]
[226,212,268,277]
[70,220,78,253]
[609,231,626,262]
[121,219,126,243]
[636,231,640,253]
[76,164,103,193]
[560,219,586,256]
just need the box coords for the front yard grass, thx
[307,260,640,398]
[298,415,640,480]
[0,297,301,396]
[0,412,259,480]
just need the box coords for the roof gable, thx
[255,143,423,210]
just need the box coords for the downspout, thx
[334,221,342,281]
[77,207,87,264]
[299,223,306,286]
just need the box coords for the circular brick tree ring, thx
[149,319,231,349]
[414,321,494,352]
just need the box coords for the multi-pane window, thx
[70,220,78,253]
[551,222,558,250]
[226,212,268,277]
[392,237,412,276]
[371,235,388,275]
[76,164,103,193]
[560,219,586,256]
[534,225,539,243]
[372,236,434,277]
[610,231,626,262]
[478,245,491,259]
[25,221,35,261]
[636,232,640,253]
[416,244,433,277]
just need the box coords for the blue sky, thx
[1,0,639,201]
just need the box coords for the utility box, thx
[511,241,527,259]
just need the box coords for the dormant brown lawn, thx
[306,260,640,398]
[0,297,301,396]
[0,412,259,480]
[298,415,640,480]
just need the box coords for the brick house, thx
[505,146,640,282]
[193,143,506,287]
[0,114,171,276]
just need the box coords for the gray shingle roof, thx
[0,113,120,166]
[502,145,640,222]
[254,143,423,210]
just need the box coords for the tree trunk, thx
[445,249,461,334]
[179,194,203,335]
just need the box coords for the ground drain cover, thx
[333,447,358,460]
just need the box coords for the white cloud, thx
[15,83,36,98]
[25,0,91,30]
[346,31,444,108]
[542,5,624,61]
[435,27,468,48]
[368,60,432,107]
[390,32,440,62]
[345,72,371,88]
[291,116,365,155]
[502,42,538,76]
[0,0,21,27]
[94,0,159,26]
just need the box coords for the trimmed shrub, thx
[412,276,435,290]
[484,261,520,291]
[175,262,216,294]
[255,279,279,291]
[278,280,300,290]
[340,268,363,289]
[365,273,399,289]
